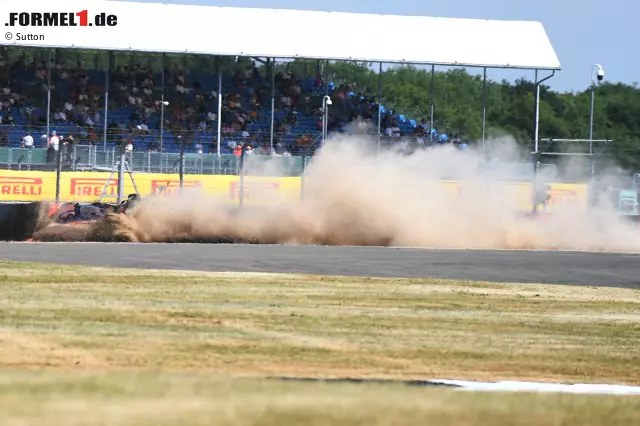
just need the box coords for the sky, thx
[124,0,634,94]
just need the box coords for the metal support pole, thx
[322,96,330,147]
[217,58,222,157]
[117,148,126,204]
[103,52,111,152]
[324,104,328,143]
[429,65,435,143]
[589,87,596,189]
[377,62,382,154]
[322,105,326,145]
[46,51,51,140]
[324,60,329,97]
[588,65,601,183]
[532,70,540,185]
[589,86,595,150]
[481,67,487,153]
[531,69,556,213]
[588,65,602,155]
[270,58,275,152]
[55,145,61,203]
[533,70,540,156]
[239,147,245,207]
[160,93,165,150]
[300,155,306,201]
[160,54,165,153]
[179,140,185,190]
[532,70,555,159]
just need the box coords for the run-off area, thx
[0,261,638,426]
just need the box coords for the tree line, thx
[282,60,640,172]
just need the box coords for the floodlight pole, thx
[589,64,604,182]
[588,64,604,153]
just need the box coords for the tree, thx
[279,60,640,170]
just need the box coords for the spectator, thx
[22,132,34,148]
[88,128,98,145]
[53,110,67,123]
[386,120,401,138]
[194,139,204,154]
[49,130,60,151]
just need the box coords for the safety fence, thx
[0,144,561,189]
[0,145,308,176]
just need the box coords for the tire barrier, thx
[0,202,48,241]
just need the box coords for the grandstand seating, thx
[0,59,452,156]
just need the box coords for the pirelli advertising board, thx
[0,170,589,212]
[0,170,304,206]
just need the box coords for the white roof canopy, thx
[0,0,561,70]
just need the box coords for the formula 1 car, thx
[48,194,141,226]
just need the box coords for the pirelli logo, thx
[229,182,280,201]
[546,189,578,206]
[70,177,117,198]
[151,180,201,196]
[0,176,43,196]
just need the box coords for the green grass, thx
[0,261,638,425]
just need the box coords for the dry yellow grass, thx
[0,262,638,383]
[0,260,638,425]
[0,372,638,426]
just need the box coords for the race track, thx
[0,242,639,289]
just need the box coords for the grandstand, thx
[0,50,482,162]
[0,0,560,179]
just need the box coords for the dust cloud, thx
[32,133,640,252]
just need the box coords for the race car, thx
[48,194,141,226]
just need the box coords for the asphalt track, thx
[0,242,639,289]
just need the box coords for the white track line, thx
[8,241,640,255]
[431,379,640,395]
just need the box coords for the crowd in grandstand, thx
[0,53,469,157]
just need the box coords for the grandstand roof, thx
[1,0,561,70]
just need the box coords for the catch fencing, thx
[0,145,306,176]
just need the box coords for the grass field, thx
[1,373,639,426]
[0,261,638,425]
